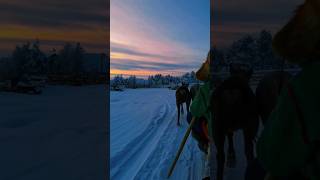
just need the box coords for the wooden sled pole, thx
[167,117,196,178]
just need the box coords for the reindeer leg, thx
[213,126,225,180]
[181,103,184,115]
[244,128,255,164]
[227,132,236,168]
[215,132,225,180]
[177,103,180,126]
[244,114,259,163]
[186,98,191,113]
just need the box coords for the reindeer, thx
[256,71,291,124]
[175,82,191,126]
[196,55,259,180]
[241,71,292,180]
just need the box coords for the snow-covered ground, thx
[111,88,252,180]
[0,85,107,180]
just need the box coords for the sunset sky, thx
[111,0,302,78]
[111,0,209,78]
[0,0,108,56]
[0,0,304,78]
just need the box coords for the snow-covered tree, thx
[49,42,85,76]
[147,76,153,87]
[0,57,14,81]
[12,41,46,78]
[127,75,137,88]
[73,43,85,77]
[212,48,226,72]
[112,75,124,88]
[47,48,59,74]
[58,43,73,74]
[227,35,257,65]
[154,74,163,87]
[255,30,276,69]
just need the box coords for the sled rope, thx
[167,117,196,178]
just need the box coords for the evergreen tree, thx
[12,41,46,78]
[48,48,59,74]
[112,75,124,88]
[59,43,73,74]
[256,30,274,68]
[128,75,137,88]
[147,76,153,87]
[57,42,85,76]
[73,43,85,77]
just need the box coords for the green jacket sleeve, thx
[190,82,213,138]
[257,86,310,177]
[190,82,211,120]
[257,63,320,178]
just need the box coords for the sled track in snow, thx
[132,98,177,180]
[111,95,175,180]
[133,99,204,180]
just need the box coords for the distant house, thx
[82,53,108,75]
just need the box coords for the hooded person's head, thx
[272,0,320,63]
[196,52,211,82]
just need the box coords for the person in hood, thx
[257,0,320,179]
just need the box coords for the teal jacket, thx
[257,62,320,179]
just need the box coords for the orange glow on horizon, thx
[110,69,183,78]
[0,25,107,53]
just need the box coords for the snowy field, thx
[0,85,107,180]
[111,88,252,180]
